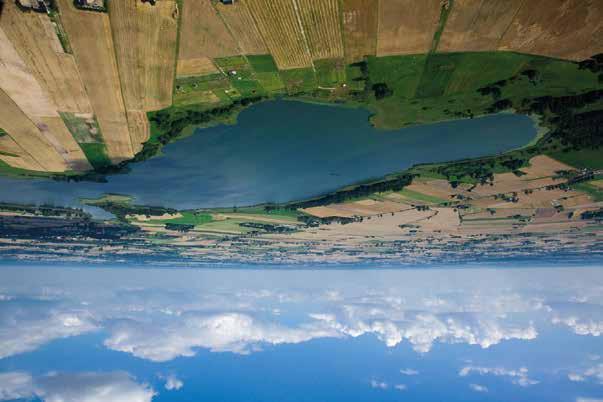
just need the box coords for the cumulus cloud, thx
[104,312,341,362]
[459,366,538,387]
[370,380,388,389]
[552,316,603,337]
[469,383,488,393]
[163,375,183,391]
[0,303,97,359]
[400,368,419,376]
[0,371,155,402]
[569,364,603,385]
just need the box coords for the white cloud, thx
[469,383,488,393]
[459,366,538,387]
[394,384,407,391]
[552,316,603,337]
[104,312,341,362]
[570,364,603,385]
[0,372,34,401]
[0,371,155,402]
[163,375,183,391]
[576,399,603,402]
[400,368,419,376]
[370,380,388,389]
[0,304,97,359]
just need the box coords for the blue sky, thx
[0,266,602,402]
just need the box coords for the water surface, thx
[0,101,536,211]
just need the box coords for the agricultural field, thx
[56,0,134,162]
[215,56,266,97]
[215,1,267,55]
[0,1,92,113]
[109,0,179,111]
[245,0,313,69]
[174,74,238,107]
[438,0,523,53]
[0,89,68,172]
[247,55,286,93]
[376,0,441,56]
[548,149,603,170]
[176,57,219,78]
[279,68,318,94]
[296,0,344,60]
[314,59,347,88]
[340,0,378,62]
[178,0,240,62]
[496,0,603,61]
[60,112,111,169]
[0,130,44,172]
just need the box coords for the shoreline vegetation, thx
[1,52,602,218]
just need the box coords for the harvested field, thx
[438,0,523,53]
[176,57,219,78]
[376,0,442,56]
[497,0,603,61]
[341,0,378,62]
[38,116,91,171]
[56,0,134,162]
[178,0,240,60]
[215,1,267,55]
[0,134,44,171]
[520,155,573,179]
[246,0,313,69]
[0,89,68,172]
[126,111,150,155]
[109,0,178,111]
[0,27,58,118]
[0,2,92,113]
[302,199,408,218]
[296,0,344,60]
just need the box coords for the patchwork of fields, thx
[0,0,601,175]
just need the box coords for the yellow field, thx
[0,2,92,113]
[376,0,441,56]
[438,0,523,53]
[109,0,178,112]
[56,0,134,162]
[38,116,91,171]
[0,89,68,172]
[178,0,240,62]
[246,0,313,69]
[0,27,58,118]
[176,57,219,78]
[497,0,603,61]
[296,0,344,60]
[215,1,268,55]
[126,110,150,155]
[0,133,44,171]
[341,0,378,62]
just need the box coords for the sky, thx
[0,265,602,402]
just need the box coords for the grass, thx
[279,68,318,95]
[247,55,286,93]
[548,148,603,170]
[47,10,72,54]
[215,56,267,97]
[314,58,347,88]
[573,181,603,202]
[149,211,213,226]
[397,188,449,204]
[174,74,239,106]
[79,143,112,169]
[430,1,453,52]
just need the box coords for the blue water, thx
[0,100,535,210]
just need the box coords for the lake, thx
[0,100,536,212]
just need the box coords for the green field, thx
[573,181,603,202]
[60,112,111,169]
[548,148,603,170]
[174,73,239,106]
[215,56,267,97]
[280,68,318,95]
[397,188,449,205]
[314,59,347,88]
[149,211,213,226]
[247,55,286,93]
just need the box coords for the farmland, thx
[215,1,267,55]
[296,0,344,60]
[341,0,378,62]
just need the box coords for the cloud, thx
[469,383,488,393]
[0,372,34,401]
[0,371,155,402]
[459,366,538,387]
[163,375,183,391]
[400,368,419,376]
[569,364,603,385]
[0,303,97,359]
[370,380,388,389]
[394,384,407,391]
[104,312,341,362]
[576,399,603,402]
[552,315,603,337]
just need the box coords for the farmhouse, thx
[220,0,235,4]
[73,0,106,12]
[16,0,51,12]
